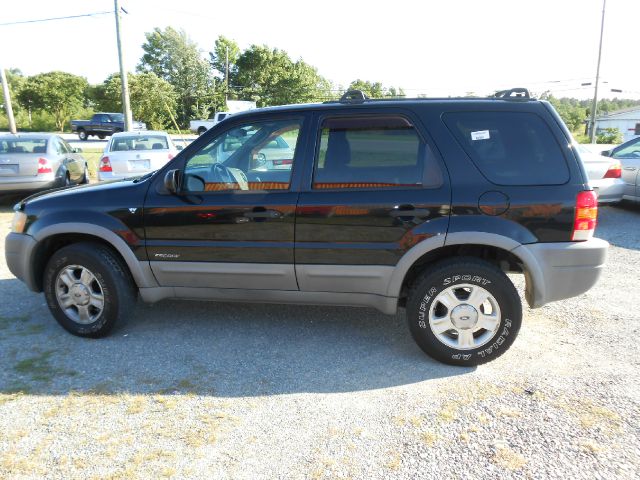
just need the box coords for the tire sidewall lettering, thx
[417,274,509,361]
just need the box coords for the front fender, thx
[30,220,157,289]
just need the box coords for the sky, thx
[1,0,639,100]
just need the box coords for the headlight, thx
[11,211,27,233]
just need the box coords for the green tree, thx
[209,36,241,81]
[346,80,404,99]
[137,27,216,126]
[95,72,178,130]
[17,71,88,131]
[233,45,332,106]
[596,127,623,144]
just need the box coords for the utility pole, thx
[0,67,17,133]
[225,45,229,105]
[589,0,606,143]
[114,0,133,131]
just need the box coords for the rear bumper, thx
[5,232,39,292]
[0,177,59,193]
[513,238,609,308]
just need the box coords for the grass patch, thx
[0,393,23,406]
[492,447,527,471]
[79,148,103,178]
[421,430,439,446]
[0,314,31,330]
[13,350,76,383]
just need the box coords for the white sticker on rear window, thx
[471,130,490,141]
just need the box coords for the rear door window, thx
[313,115,441,189]
[443,111,570,185]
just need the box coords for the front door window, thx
[183,120,301,193]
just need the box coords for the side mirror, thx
[164,169,181,194]
[73,147,83,153]
[601,150,611,157]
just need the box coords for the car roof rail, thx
[339,90,369,104]
[493,87,532,100]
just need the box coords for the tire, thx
[43,242,136,338]
[63,173,71,187]
[80,165,89,184]
[198,127,207,136]
[407,257,522,366]
[114,129,122,134]
[98,134,105,140]
[78,129,88,141]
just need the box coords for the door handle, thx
[244,209,282,219]
[623,166,637,171]
[389,206,431,218]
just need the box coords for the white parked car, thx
[98,131,181,181]
[577,145,624,204]
[601,137,640,203]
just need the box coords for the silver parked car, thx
[97,131,181,181]
[0,133,89,194]
[577,145,624,204]
[602,137,640,203]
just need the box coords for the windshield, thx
[0,138,48,154]
[111,135,169,152]
[110,113,125,122]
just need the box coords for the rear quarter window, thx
[443,111,570,185]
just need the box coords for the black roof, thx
[230,88,538,118]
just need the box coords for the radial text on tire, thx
[407,257,522,366]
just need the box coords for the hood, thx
[19,176,150,211]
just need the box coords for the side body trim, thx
[296,265,394,296]
[138,286,398,315]
[149,261,298,290]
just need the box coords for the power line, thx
[0,11,112,27]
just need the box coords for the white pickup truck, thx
[189,112,232,135]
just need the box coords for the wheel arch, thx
[31,223,157,292]
[389,232,543,308]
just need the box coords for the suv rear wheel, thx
[43,242,136,337]
[407,257,522,366]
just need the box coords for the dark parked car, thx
[602,136,640,202]
[70,113,146,141]
[5,89,608,366]
[0,133,89,194]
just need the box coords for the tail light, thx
[168,153,174,160]
[603,160,621,179]
[273,159,293,166]
[572,190,598,241]
[37,157,52,174]
[99,156,112,172]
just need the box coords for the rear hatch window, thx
[443,111,569,185]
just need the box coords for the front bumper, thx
[5,232,39,292]
[513,238,609,308]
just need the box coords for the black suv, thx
[5,89,608,366]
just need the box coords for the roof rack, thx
[493,88,531,100]
[339,90,369,104]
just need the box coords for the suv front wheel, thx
[43,242,136,337]
[407,258,522,366]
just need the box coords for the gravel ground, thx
[0,199,639,479]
